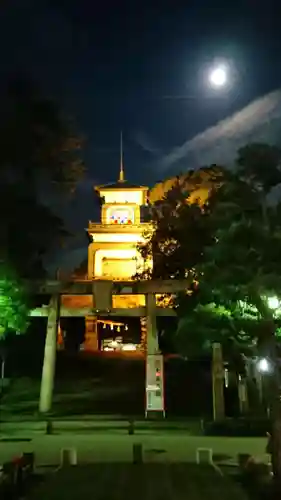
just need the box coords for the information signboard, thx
[145,354,165,416]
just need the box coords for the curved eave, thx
[95,183,149,192]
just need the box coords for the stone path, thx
[29,464,247,500]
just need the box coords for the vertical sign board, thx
[92,280,113,311]
[145,354,165,417]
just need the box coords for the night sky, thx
[2,0,281,271]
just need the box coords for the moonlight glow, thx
[209,66,227,87]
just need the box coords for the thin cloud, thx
[159,89,281,173]
[135,131,163,157]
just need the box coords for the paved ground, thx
[28,464,248,500]
[0,423,269,466]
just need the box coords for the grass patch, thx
[205,417,270,437]
[0,377,140,417]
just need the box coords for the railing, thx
[87,223,152,233]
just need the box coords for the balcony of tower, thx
[88,221,152,233]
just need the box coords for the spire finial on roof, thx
[119,130,125,182]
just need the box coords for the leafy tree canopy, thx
[0,76,85,278]
[0,261,29,338]
[149,165,224,204]
[0,77,85,193]
[141,144,281,364]
[138,175,213,280]
[236,142,281,194]
[194,144,281,359]
[0,184,68,278]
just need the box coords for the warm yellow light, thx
[91,233,146,243]
[112,294,146,308]
[149,177,210,205]
[122,343,137,351]
[99,190,145,205]
[88,181,153,281]
[94,248,144,279]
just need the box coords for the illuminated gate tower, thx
[84,153,152,351]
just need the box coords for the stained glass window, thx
[107,207,134,224]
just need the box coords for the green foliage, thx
[137,176,212,280]
[200,168,281,304]
[142,143,281,364]
[0,77,85,193]
[0,183,68,278]
[0,76,85,278]
[204,417,271,437]
[177,302,255,354]
[198,146,281,316]
[191,144,281,359]
[0,262,29,338]
[236,143,281,193]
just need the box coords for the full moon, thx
[209,66,227,87]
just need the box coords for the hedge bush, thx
[204,417,270,436]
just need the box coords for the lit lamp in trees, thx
[266,295,280,376]
[255,297,280,413]
[268,296,280,311]
[257,357,272,374]
[255,357,273,415]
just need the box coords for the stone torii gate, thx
[33,279,190,415]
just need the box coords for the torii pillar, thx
[145,292,165,417]
[39,294,60,414]
[84,316,99,351]
[146,293,159,354]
